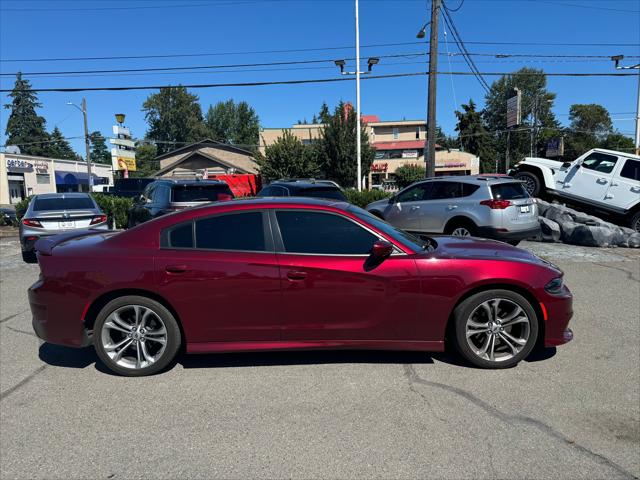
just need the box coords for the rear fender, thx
[34,230,105,256]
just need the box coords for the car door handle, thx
[410,205,420,211]
[610,182,618,187]
[596,178,608,184]
[286,270,307,281]
[165,264,189,274]
[447,205,458,210]
[631,186,640,193]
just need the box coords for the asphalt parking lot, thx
[1,237,638,479]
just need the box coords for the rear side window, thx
[167,222,194,248]
[298,187,346,201]
[491,183,529,200]
[276,211,377,255]
[620,159,640,181]
[171,184,233,202]
[195,212,265,251]
[32,196,94,211]
[428,182,465,200]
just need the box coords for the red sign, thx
[371,163,388,172]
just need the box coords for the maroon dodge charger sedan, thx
[29,198,573,376]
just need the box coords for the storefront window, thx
[36,174,50,184]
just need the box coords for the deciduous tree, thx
[204,99,260,151]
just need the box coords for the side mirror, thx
[561,162,572,169]
[370,240,394,260]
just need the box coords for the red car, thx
[29,198,573,376]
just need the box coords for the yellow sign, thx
[116,157,136,171]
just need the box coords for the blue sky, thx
[1,0,639,155]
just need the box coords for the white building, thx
[0,153,114,205]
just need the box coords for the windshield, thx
[171,185,233,202]
[348,205,433,252]
[33,196,94,211]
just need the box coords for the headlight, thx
[545,277,564,295]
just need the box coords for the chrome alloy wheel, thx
[520,176,537,196]
[465,298,531,362]
[452,227,471,237]
[101,305,168,369]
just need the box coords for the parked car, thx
[1,206,17,226]
[30,197,573,376]
[19,193,108,263]
[366,176,540,246]
[510,148,640,231]
[103,178,156,199]
[257,179,347,201]
[127,179,234,227]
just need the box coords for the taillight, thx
[217,193,233,201]
[480,199,512,209]
[90,214,108,225]
[22,219,43,228]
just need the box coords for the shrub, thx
[394,164,426,189]
[343,188,391,208]
[14,196,33,222]
[91,193,133,230]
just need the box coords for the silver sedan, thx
[19,193,109,263]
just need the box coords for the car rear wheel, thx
[513,172,541,197]
[452,290,539,369]
[629,211,640,233]
[445,220,476,237]
[94,296,181,376]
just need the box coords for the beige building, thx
[259,115,479,188]
[0,152,114,205]
[155,139,258,177]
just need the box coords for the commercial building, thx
[259,114,479,188]
[154,139,258,178]
[0,152,114,205]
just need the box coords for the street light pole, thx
[355,0,362,191]
[68,98,93,191]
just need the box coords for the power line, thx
[1,41,638,64]
[4,51,637,78]
[0,70,635,94]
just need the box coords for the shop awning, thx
[55,172,101,185]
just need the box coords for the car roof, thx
[33,192,92,199]
[413,175,522,186]
[151,179,227,186]
[192,196,350,212]
[269,179,340,189]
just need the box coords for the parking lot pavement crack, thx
[5,325,39,339]
[0,309,28,324]
[0,365,48,402]
[403,364,638,480]
[593,263,640,283]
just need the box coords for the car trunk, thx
[32,209,98,230]
[491,182,538,230]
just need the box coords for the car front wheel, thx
[94,296,181,376]
[629,211,640,233]
[513,172,541,197]
[452,290,539,369]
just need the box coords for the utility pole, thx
[612,55,640,155]
[68,98,93,191]
[424,0,440,178]
[355,0,362,191]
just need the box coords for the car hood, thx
[427,236,560,270]
[519,157,564,169]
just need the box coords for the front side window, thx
[397,183,431,203]
[582,152,618,174]
[276,211,378,255]
[620,159,640,181]
[195,211,265,251]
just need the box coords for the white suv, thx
[510,148,640,231]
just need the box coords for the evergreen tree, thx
[204,99,260,151]
[131,142,158,177]
[454,100,496,172]
[256,130,320,181]
[89,131,111,164]
[3,73,50,156]
[142,86,208,155]
[563,104,613,159]
[47,127,76,160]
[315,101,376,188]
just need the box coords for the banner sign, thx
[546,137,564,157]
[506,90,522,128]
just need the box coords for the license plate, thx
[519,205,531,213]
[58,220,75,229]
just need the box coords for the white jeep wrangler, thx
[509,148,640,231]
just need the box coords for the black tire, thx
[514,171,541,197]
[93,295,181,376]
[444,219,477,237]
[21,251,37,263]
[629,210,640,233]
[452,289,539,369]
